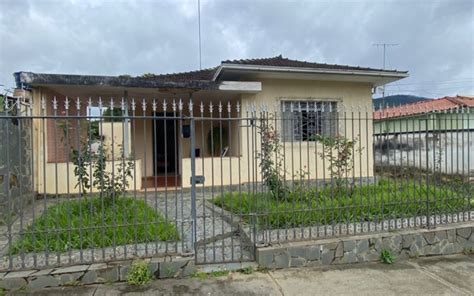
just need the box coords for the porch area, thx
[32,84,253,194]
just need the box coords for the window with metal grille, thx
[281,101,337,141]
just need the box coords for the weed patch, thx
[380,250,396,264]
[127,261,152,285]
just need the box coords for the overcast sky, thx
[0,0,473,98]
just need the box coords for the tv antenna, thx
[373,43,398,98]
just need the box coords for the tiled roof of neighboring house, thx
[453,96,474,107]
[373,96,474,120]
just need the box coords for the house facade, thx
[13,56,408,194]
[373,96,474,175]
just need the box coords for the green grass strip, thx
[10,197,179,254]
[214,179,472,229]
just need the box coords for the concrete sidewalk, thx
[11,254,474,296]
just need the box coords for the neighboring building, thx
[13,55,408,194]
[373,96,474,175]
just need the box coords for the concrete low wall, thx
[256,222,474,268]
[1,222,472,291]
[374,131,474,176]
[0,255,194,291]
[0,255,256,291]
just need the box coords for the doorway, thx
[149,113,180,187]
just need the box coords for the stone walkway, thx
[143,191,254,263]
[12,254,474,296]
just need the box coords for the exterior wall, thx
[30,88,142,194]
[251,79,374,182]
[31,79,375,191]
[182,157,244,188]
[133,108,156,178]
[42,160,142,194]
[45,93,86,163]
[180,79,375,188]
[99,122,132,160]
[374,111,473,135]
[374,131,474,176]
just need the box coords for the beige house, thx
[13,56,408,194]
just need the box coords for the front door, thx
[153,113,179,176]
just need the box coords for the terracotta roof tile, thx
[143,55,406,83]
[374,96,474,120]
[222,55,404,73]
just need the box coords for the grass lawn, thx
[10,196,179,254]
[214,179,472,229]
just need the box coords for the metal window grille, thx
[281,101,337,141]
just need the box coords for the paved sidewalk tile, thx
[12,254,474,296]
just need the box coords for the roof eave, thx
[213,64,409,82]
[14,72,219,91]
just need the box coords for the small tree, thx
[61,119,134,202]
[314,134,362,192]
[72,141,134,202]
[257,114,287,200]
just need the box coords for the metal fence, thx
[0,96,472,271]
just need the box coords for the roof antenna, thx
[198,0,202,70]
[373,43,398,104]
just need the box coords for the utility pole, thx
[198,0,202,70]
[373,43,398,101]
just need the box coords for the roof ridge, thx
[445,96,465,106]
[147,66,218,78]
[455,95,474,100]
[221,55,284,64]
